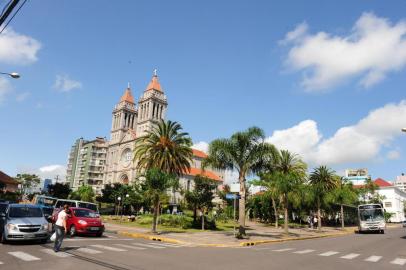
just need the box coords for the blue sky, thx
[0,0,406,182]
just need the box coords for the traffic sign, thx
[226,193,240,200]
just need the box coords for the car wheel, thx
[40,238,48,244]
[96,232,103,237]
[69,225,76,237]
[0,233,7,244]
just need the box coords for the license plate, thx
[24,234,35,239]
[89,227,99,231]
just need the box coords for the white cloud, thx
[266,100,406,166]
[0,77,12,103]
[53,74,82,92]
[282,12,406,91]
[192,141,209,153]
[0,28,41,65]
[387,150,401,160]
[16,91,30,102]
[22,164,66,181]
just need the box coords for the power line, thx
[0,0,27,35]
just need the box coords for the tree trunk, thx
[317,199,321,231]
[284,196,289,234]
[193,207,197,222]
[201,209,205,230]
[271,197,278,229]
[340,204,344,229]
[152,197,159,233]
[238,175,246,236]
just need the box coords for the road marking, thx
[293,249,315,254]
[8,251,40,261]
[391,258,406,265]
[113,244,146,250]
[41,249,72,258]
[65,238,133,242]
[319,251,339,257]
[105,234,117,238]
[147,242,184,248]
[76,247,103,254]
[90,244,127,252]
[365,256,382,262]
[132,243,166,249]
[272,248,294,252]
[340,253,360,260]
[0,261,3,264]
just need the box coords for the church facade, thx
[66,72,224,197]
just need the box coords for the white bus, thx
[358,204,386,234]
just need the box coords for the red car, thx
[52,207,104,237]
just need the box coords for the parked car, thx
[52,207,104,237]
[0,204,49,243]
[402,220,406,228]
[0,202,9,237]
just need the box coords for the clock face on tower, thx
[120,148,132,167]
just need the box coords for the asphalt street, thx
[1,227,406,270]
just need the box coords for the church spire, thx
[145,69,162,92]
[120,84,135,104]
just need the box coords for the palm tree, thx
[204,127,278,236]
[134,119,193,176]
[272,150,307,234]
[309,166,338,231]
[327,176,358,229]
[134,119,193,232]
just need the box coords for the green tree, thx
[326,177,358,229]
[185,175,216,230]
[309,166,338,231]
[134,119,193,176]
[143,168,179,233]
[15,174,40,195]
[47,183,71,199]
[204,127,278,237]
[73,185,95,202]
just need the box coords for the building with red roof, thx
[0,171,18,192]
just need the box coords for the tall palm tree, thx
[309,166,338,231]
[134,119,193,232]
[204,127,278,236]
[134,119,193,175]
[272,150,307,234]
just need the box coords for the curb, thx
[239,230,354,247]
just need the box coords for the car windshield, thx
[74,209,98,218]
[9,207,43,218]
[359,209,384,221]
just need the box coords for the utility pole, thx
[0,0,20,28]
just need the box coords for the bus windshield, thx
[359,209,384,222]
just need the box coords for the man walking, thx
[54,204,69,252]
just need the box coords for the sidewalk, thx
[104,220,359,247]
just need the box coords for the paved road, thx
[1,227,405,270]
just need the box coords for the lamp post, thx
[402,128,406,133]
[0,72,20,79]
[116,196,121,217]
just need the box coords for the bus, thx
[32,195,58,216]
[357,204,386,234]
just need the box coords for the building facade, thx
[66,72,223,196]
[344,168,371,185]
[394,174,406,193]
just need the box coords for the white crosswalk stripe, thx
[8,251,40,261]
[391,258,406,265]
[76,247,102,254]
[113,243,147,250]
[132,243,166,249]
[90,244,127,252]
[319,251,339,257]
[41,249,72,258]
[340,253,360,260]
[272,248,294,252]
[0,261,3,264]
[365,255,382,262]
[293,249,315,254]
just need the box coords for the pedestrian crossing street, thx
[0,241,193,264]
[253,246,406,266]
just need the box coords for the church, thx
[66,71,224,203]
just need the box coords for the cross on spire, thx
[153,68,158,77]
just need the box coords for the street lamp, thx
[402,128,406,132]
[0,72,20,79]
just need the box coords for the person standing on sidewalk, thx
[54,204,69,252]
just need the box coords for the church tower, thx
[110,84,138,143]
[137,70,168,136]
